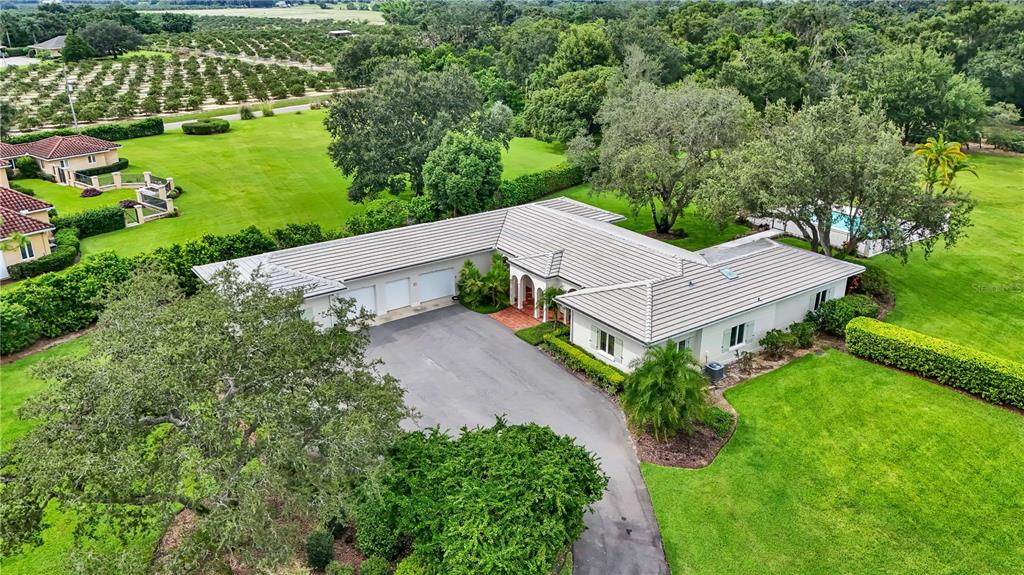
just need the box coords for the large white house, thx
[194,198,863,370]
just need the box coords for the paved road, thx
[368,306,669,575]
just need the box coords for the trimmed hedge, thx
[182,118,230,135]
[543,333,626,392]
[516,322,567,346]
[808,294,879,337]
[7,228,80,279]
[305,529,334,571]
[498,163,584,207]
[846,317,1024,409]
[5,117,164,144]
[0,301,40,355]
[75,158,129,177]
[52,206,125,238]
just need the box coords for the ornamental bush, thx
[79,187,102,198]
[497,163,584,207]
[14,156,42,179]
[360,557,390,575]
[788,321,816,349]
[239,105,256,120]
[326,561,355,575]
[808,295,879,337]
[542,333,625,392]
[354,494,399,560]
[0,301,39,355]
[622,344,710,440]
[306,529,334,571]
[846,317,1024,409]
[5,117,164,144]
[181,118,230,135]
[853,267,894,304]
[7,228,80,280]
[759,329,799,360]
[346,196,409,236]
[53,206,125,238]
[393,553,430,575]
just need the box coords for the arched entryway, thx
[509,275,519,308]
[521,275,536,316]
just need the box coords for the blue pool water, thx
[829,211,860,234]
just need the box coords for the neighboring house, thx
[0,156,12,188]
[30,35,66,58]
[195,198,863,371]
[0,187,55,280]
[2,135,121,185]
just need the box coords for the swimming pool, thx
[830,211,861,234]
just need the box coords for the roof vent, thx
[720,268,738,280]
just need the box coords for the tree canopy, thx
[423,130,503,217]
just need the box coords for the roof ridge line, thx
[558,279,653,298]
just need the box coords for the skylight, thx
[720,268,738,280]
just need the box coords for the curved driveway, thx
[368,306,669,575]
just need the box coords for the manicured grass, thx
[500,138,565,179]
[547,184,751,251]
[16,111,561,258]
[644,350,1024,575]
[160,94,331,124]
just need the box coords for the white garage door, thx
[384,278,411,311]
[343,286,377,315]
[418,268,455,302]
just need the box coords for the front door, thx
[55,166,66,184]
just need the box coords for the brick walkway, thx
[489,306,540,331]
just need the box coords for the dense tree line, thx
[0,3,193,47]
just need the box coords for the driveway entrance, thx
[368,306,669,575]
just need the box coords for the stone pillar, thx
[517,278,524,310]
[542,301,548,323]
[166,177,174,194]
[165,197,175,213]
[90,175,100,188]
[533,288,541,319]
[113,172,122,189]
[143,171,152,186]
[134,204,145,224]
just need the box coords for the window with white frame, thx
[59,159,68,168]
[813,288,829,310]
[20,241,35,260]
[88,154,97,164]
[675,336,695,352]
[598,329,616,356]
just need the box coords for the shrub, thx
[846,317,1024,409]
[808,295,879,337]
[261,105,275,117]
[52,206,125,238]
[306,528,334,571]
[759,329,798,360]
[181,118,230,135]
[239,105,256,120]
[354,495,399,560]
[271,222,333,249]
[736,351,756,374]
[393,553,430,575]
[542,333,626,392]
[360,557,390,575]
[622,344,710,440]
[119,199,140,208]
[6,117,163,144]
[854,267,894,304]
[326,561,355,575]
[407,194,438,224]
[702,406,733,438]
[515,322,567,346]
[7,228,80,279]
[79,187,102,198]
[0,301,40,355]
[14,156,42,179]
[497,163,584,207]
[789,321,816,349]
[346,196,409,236]
[75,158,129,177]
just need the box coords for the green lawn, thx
[15,110,562,258]
[644,350,1024,575]
[547,184,751,251]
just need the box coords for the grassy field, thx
[14,111,563,258]
[547,184,751,251]
[149,6,385,23]
[644,350,1024,575]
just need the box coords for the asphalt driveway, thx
[368,305,668,575]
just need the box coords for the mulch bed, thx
[632,422,733,468]
[331,535,367,571]
[644,230,687,241]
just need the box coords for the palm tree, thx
[913,134,976,192]
[622,344,710,441]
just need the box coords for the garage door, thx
[343,286,376,315]
[418,268,455,302]
[384,278,410,311]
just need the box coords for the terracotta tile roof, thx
[1,206,53,239]
[0,187,53,213]
[13,135,120,160]
[0,142,24,160]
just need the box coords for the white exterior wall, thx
[569,311,645,371]
[299,251,495,327]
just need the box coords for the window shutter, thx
[613,338,623,363]
[590,326,598,348]
[721,329,730,352]
[744,321,755,343]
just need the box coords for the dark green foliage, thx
[5,117,164,144]
[52,206,125,238]
[75,158,129,177]
[515,322,567,346]
[306,529,335,571]
[14,157,42,179]
[702,406,734,438]
[808,295,880,337]
[182,118,231,135]
[788,321,816,349]
[383,419,607,575]
[7,228,80,279]
[393,553,431,575]
[456,254,509,311]
[621,344,710,440]
[0,301,39,355]
[239,105,256,120]
[423,130,503,217]
[846,317,1024,409]
[81,20,143,57]
[354,494,399,560]
[270,222,333,249]
[360,557,391,575]
[542,333,625,392]
[758,329,799,360]
[497,163,584,207]
[346,196,410,236]
[326,561,356,575]
[854,268,894,304]
[62,31,95,62]
[137,226,277,293]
